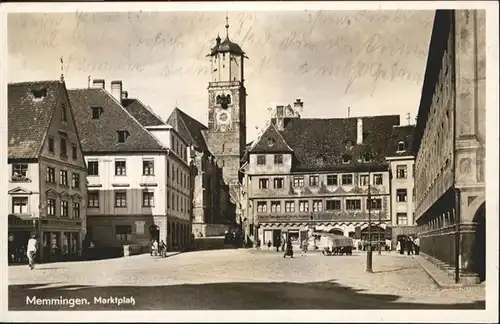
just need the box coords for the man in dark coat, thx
[283,237,294,258]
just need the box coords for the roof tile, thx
[121,98,166,127]
[68,88,165,153]
[8,80,62,159]
[248,115,400,172]
[387,125,416,157]
[167,108,209,152]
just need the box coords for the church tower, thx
[205,15,247,188]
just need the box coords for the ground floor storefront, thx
[8,215,84,264]
[257,221,391,250]
[86,215,192,257]
[415,188,485,283]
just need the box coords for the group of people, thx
[264,237,307,258]
[396,235,420,255]
[150,239,167,257]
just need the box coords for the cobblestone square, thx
[8,250,485,310]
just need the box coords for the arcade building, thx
[413,10,486,283]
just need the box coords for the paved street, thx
[9,249,485,310]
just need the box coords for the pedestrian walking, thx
[414,235,420,255]
[396,240,401,253]
[301,239,309,257]
[159,240,166,257]
[407,237,414,256]
[283,237,294,258]
[267,240,272,250]
[26,234,37,270]
[151,239,158,256]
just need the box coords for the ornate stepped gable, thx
[247,115,400,172]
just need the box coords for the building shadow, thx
[9,279,485,310]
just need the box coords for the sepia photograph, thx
[1,1,498,322]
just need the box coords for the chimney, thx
[92,79,105,89]
[122,91,128,99]
[111,80,123,103]
[356,118,363,144]
[275,105,285,131]
[293,98,304,115]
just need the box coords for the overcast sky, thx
[8,10,434,141]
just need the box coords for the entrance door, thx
[272,230,282,247]
[288,230,300,248]
[472,203,486,282]
[149,225,160,242]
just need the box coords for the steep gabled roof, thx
[167,107,209,152]
[121,98,166,127]
[387,125,415,157]
[8,80,62,159]
[248,123,293,154]
[68,88,165,153]
[246,115,399,172]
[278,115,400,171]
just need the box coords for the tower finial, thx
[225,12,229,38]
[60,56,64,82]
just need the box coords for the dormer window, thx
[363,152,372,163]
[397,141,406,152]
[317,156,325,166]
[268,138,275,147]
[91,107,103,119]
[342,154,351,164]
[117,130,130,143]
[32,88,47,101]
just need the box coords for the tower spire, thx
[225,12,229,38]
[59,56,64,82]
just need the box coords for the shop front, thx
[39,218,84,263]
[8,215,39,264]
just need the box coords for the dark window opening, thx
[91,107,103,119]
[117,130,130,143]
[32,88,47,99]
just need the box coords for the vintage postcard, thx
[1,1,498,322]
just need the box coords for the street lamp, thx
[366,172,373,273]
[378,209,382,255]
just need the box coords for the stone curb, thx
[413,254,476,289]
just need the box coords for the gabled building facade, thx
[386,124,417,248]
[242,101,400,249]
[167,107,232,237]
[8,80,88,263]
[413,10,486,283]
[68,79,192,254]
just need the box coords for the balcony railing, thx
[10,174,31,182]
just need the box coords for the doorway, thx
[472,203,486,282]
[149,225,160,243]
[272,229,282,247]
